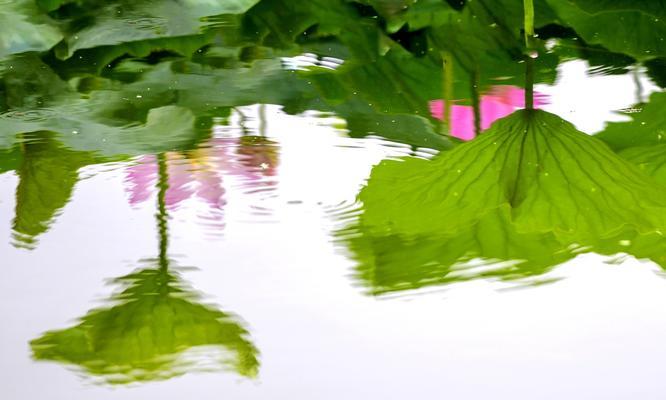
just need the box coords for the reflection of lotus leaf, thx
[31,261,259,384]
[344,207,575,295]
[359,110,666,241]
[12,132,95,248]
[342,110,666,294]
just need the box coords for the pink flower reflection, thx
[125,137,279,220]
[430,86,549,141]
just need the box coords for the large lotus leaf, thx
[54,0,260,59]
[0,0,62,60]
[595,92,666,151]
[31,264,259,383]
[359,110,666,241]
[12,133,95,248]
[546,0,666,60]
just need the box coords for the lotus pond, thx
[2,0,666,399]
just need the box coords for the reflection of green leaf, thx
[604,94,666,185]
[425,1,559,91]
[546,0,666,60]
[358,110,666,242]
[12,133,95,248]
[342,110,666,295]
[0,0,62,59]
[31,262,259,384]
[353,0,457,33]
[344,207,574,295]
[1,104,200,157]
[0,147,21,174]
[0,55,74,111]
[620,145,666,185]
[306,47,446,117]
[53,0,260,59]
[645,58,666,88]
[344,109,453,150]
[595,92,666,151]
[245,0,380,62]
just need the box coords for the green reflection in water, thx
[30,154,259,384]
[12,132,95,248]
[341,110,666,295]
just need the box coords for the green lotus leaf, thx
[619,145,666,185]
[359,109,666,242]
[546,0,666,60]
[425,1,559,86]
[54,0,261,59]
[351,0,457,33]
[12,132,95,248]
[0,0,62,59]
[595,92,666,151]
[343,108,453,150]
[0,104,199,157]
[31,262,259,384]
[0,55,75,112]
[243,0,382,63]
[343,206,576,295]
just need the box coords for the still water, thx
[2,57,666,399]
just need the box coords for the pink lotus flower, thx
[430,86,549,141]
[125,137,279,221]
